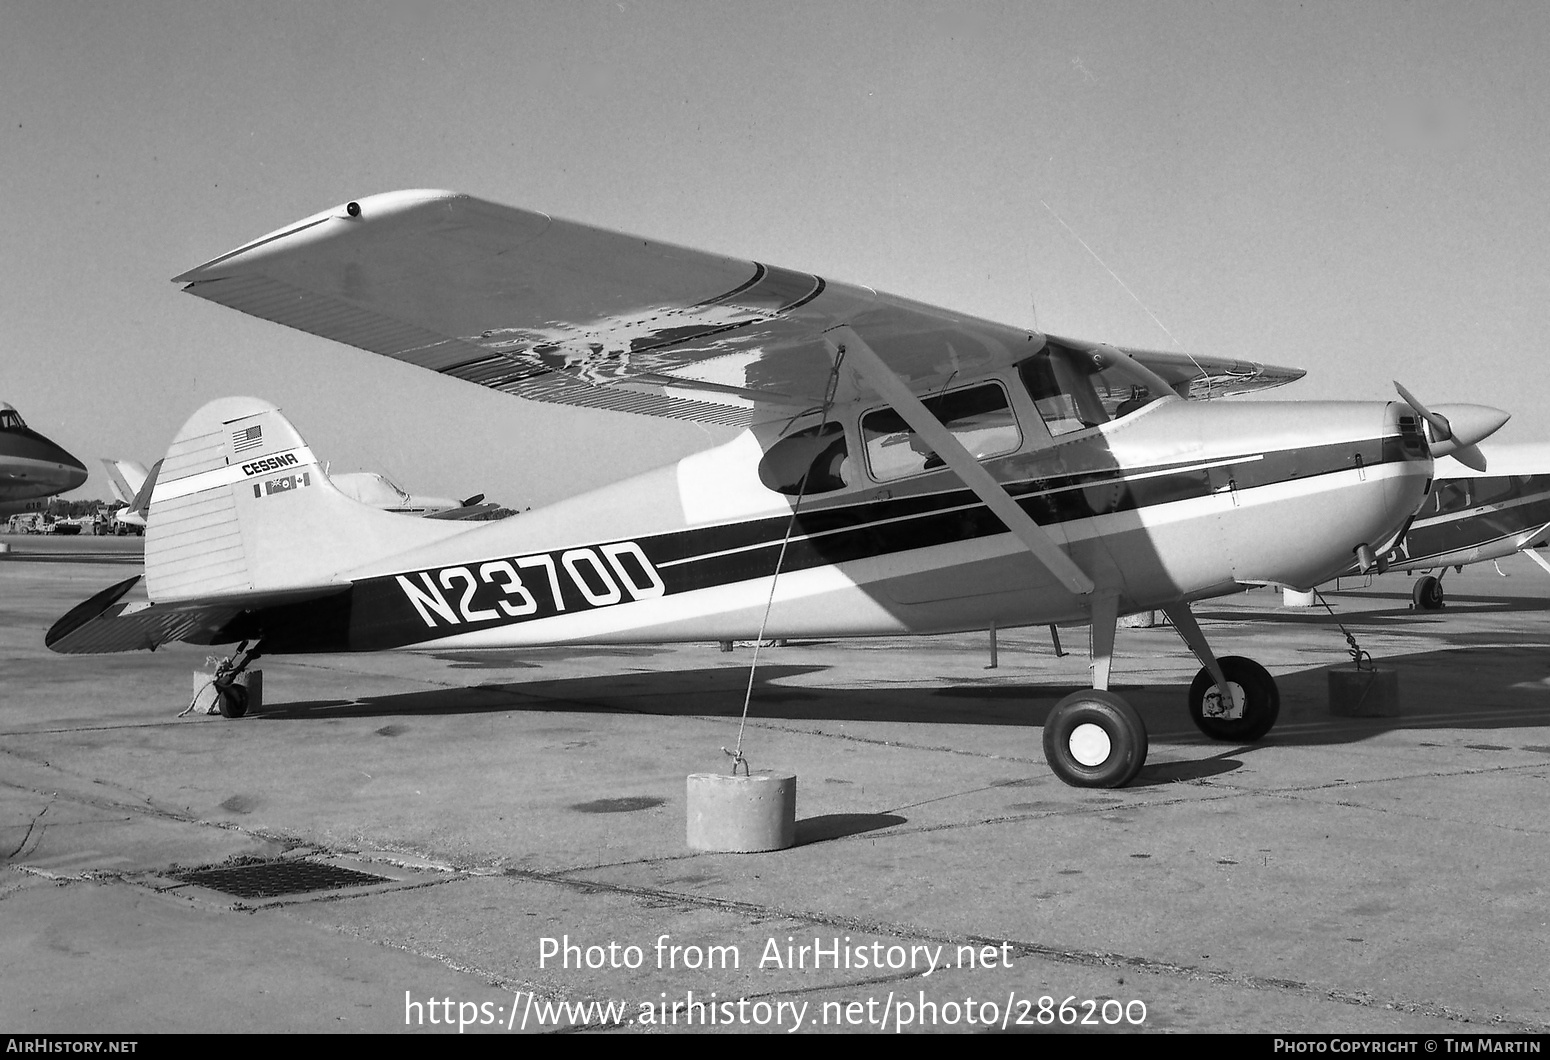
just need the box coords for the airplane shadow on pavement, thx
[254,642,1550,792]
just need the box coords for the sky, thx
[5,1,1548,509]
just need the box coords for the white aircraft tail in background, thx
[99,458,150,534]
[100,458,148,506]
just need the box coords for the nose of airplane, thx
[58,450,89,492]
[9,434,89,495]
[1393,382,1510,461]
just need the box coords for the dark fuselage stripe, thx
[234,432,1421,653]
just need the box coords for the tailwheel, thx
[1043,690,1149,788]
[1411,575,1444,610]
[209,639,260,720]
[215,682,248,719]
[1188,656,1279,742]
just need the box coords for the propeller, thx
[1393,381,1510,471]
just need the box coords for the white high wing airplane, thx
[47,190,1512,788]
[1375,443,1550,609]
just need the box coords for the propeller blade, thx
[1448,443,1488,472]
[1394,381,1452,442]
[1394,382,1510,459]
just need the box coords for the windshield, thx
[1018,340,1174,436]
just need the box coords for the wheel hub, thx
[1202,680,1247,720]
[1068,722,1112,766]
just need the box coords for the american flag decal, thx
[232,426,263,453]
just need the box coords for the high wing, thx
[174,190,1302,425]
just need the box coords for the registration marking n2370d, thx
[395,542,665,628]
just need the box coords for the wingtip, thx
[173,189,465,284]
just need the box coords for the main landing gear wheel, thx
[215,682,248,719]
[1043,690,1149,788]
[1412,575,1444,610]
[1188,656,1279,742]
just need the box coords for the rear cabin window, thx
[758,422,851,496]
[861,383,1020,482]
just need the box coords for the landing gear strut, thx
[1165,604,1281,743]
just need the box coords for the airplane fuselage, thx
[1381,445,1550,572]
[225,395,1432,654]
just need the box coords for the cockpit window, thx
[1018,340,1171,436]
[0,410,24,431]
[758,422,851,496]
[862,382,1020,482]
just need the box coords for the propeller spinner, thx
[1394,381,1510,470]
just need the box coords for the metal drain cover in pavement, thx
[172,860,390,899]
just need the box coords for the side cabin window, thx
[758,422,851,496]
[1018,339,1167,437]
[1433,475,1532,516]
[861,382,1020,482]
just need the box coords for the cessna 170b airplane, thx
[47,190,1512,788]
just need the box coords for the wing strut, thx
[824,325,1095,596]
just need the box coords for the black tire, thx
[216,682,248,719]
[1188,656,1279,741]
[1412,575,1444,610]
[1042,690,1149,788]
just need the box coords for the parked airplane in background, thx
[0,403,87,518]
[329,471,502,520]
[99,458,150,534]
[104,457,499,529]
[1376,443,1550,609]
[46,190,1510,788]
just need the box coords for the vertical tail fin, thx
[99,459,148,505]
[146,397,468,602]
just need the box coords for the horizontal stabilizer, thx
[46,574,349,654]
